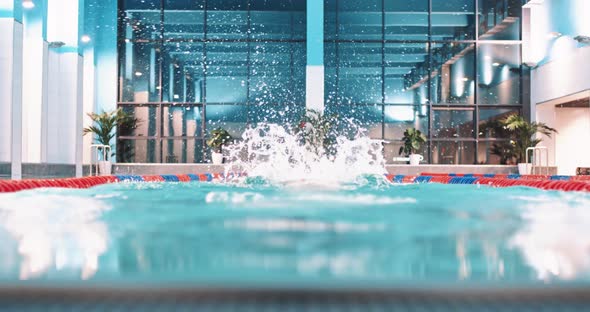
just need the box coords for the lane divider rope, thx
[386,174,590,192]
[0,173,245,193]
[0,172,588,193]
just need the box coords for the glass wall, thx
[118,0,306,162]
[325,0,526,164]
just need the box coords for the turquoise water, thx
[1,177,590,288]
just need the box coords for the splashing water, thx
[224,122,386,185]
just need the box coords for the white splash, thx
[225,122,386,186]
[0,193,111,280]
[223,218,387,233]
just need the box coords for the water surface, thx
[1,178,589,288]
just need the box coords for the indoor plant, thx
[399,128,427,165]
[294,109,339,157]
[206,128,232,165]
[116,108,141,163]
[502,115,557,174]
[84,109,138,175]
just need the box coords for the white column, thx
[45,0,84,176]
[22,33,48,164]
[306,0,324,113]
[0,19,24,179]
[45,51,84,173]
[75,54,84,176]
[306,66,325,112]
[82,47,94,165]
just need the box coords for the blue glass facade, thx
[118,0,527,164]
[118,0,306,162]
[324,0,527,165]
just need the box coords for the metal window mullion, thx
[335,0,340,105]
[289,0,295,111]
[246,0,251,126]
[202,0,208,163]
[381,0,385,140]
[428,0,433,162]
[156,0,165,163]
[116,0,126,162]
[474,0,480,164]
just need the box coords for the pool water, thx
[1,176,590,288]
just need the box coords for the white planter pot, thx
[211,152,224,165]
[409,154,424,166]
[98,161,112,176]
[518,163,532,175]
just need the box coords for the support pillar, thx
[0,1,24,179]
[45,0,84,177]
[22,0,49,164]
[306,0,324,113]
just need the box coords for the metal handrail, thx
[90,144,111,176]
[526,146,549,175]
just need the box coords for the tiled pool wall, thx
[1,172,589,193]
[1,163,520,179]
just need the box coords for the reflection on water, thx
[509,195,590,281]
[0,193,110,280]
[0,182,589,286]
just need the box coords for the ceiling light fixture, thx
[492,62,501,67]
[22,0,35,9]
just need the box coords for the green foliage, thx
[480,119,517,164]
[83,109,140,161]
[502,115,557,163]
[206,128,232,153]
[483,115,557,164]
[116,109,141,162]
[399,128,427,156]
[295,109,340,157]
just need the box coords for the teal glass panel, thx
[163,0,205,40]
[431,0,476,40]
[433,109,475,138]
[384,0,428,41]
[476,43,521,105]
[432,141,476,164]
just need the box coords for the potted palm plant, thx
[84,109,138,175]
[294,109,339,157]
[502,115,557,175]
[399,128,427,165]
[206,128,232,165]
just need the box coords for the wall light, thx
[80,35,91,43]
[134,72,143,77]
[22,0,35,9]
[574,35,590,44]
[48,41,65,49]
[492,62,501,67]
[547,31,562,39]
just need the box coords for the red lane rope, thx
[1,173,589,194]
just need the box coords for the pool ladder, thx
[90,144,111,176]
[526,147,549,175]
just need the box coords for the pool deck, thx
[385,165,518,175]
[1,163,524,179]
[114,164,519,176]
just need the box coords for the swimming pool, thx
[1,176,589,284]
[1,175,590,309]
